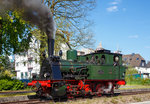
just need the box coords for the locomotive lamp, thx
[59,50,63,57]
[44,73,51,79]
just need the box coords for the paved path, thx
[130,101,150,104]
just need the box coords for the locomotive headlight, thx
[115,56,119,62]
[44,73,50,78]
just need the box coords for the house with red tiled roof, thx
[123,53,150,78]
[122,53,146,67]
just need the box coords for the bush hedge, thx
[125,67,150,85]
[0,76,24,91]
[126,77,150,85]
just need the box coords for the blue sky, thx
[89,0,150,62]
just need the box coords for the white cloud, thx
[107,0,122,12]
[106,6,118,12]
[110,1,119,5]
[128,35,139,39]
[110,0,121,5]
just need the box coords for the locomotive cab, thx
[77,49,126,81]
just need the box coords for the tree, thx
[0,55,12,73]
[0,11,32,73]
[0,11,32,55]
[30,29,47,64]
[42,0,95,50]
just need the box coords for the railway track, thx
[115,88,150,96]
[0,99,50,104]
[1,88,150,104]
[119,90,150,96]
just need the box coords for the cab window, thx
[101,55,105,64]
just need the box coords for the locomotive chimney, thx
[48,38,55,57]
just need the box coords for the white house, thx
[15,37,40,79]
[15,37,70,79]
[135,67,150,78]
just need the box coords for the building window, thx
[23,53,26,57]
[124,58,127,61]
[132,53,135,56]
[25,72,28,79]
[16,63,19,66]
[142,62,145,67]
[21,72,23,79]
[136,58,139,60]
[28,60,32,64]
[23,62,26,66]
[35,39,37,43]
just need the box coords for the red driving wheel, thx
[96,84,102,97]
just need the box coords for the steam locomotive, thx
[27,39,126,100]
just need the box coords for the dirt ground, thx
[119,85,150,90]
[53,93,150,104]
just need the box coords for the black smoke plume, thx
[0,0,56,39]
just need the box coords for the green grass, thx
[0,92,35,98]
[0,89,31,92]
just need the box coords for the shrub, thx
[0,79,24,91]
[125,67,150,85]
[141,78,150,85]
[0,70,15,79]
[126,75,150,85]
[0,74,12,80]
[0,79,13,91]
[12,80,24,90]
